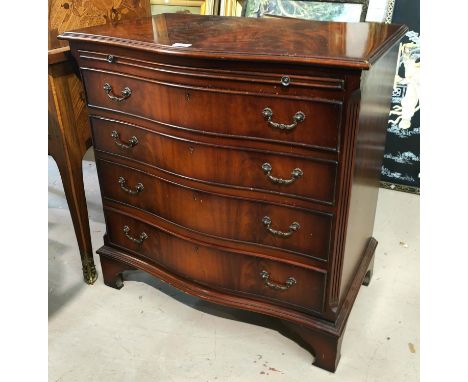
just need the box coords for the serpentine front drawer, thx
[82,69,342,152]
[104,207,327,315]
[90,116,338,206]
[97,158,333,263]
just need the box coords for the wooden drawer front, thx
[104,208,327,314]
[97,159,333,262]
[83,69,342,152]
[91,117,337,205]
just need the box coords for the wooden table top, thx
[59,14,407,70]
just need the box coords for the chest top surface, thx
[59,13,406,69]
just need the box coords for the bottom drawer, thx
[104,208,327,315]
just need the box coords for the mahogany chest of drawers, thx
[60,14,406,372]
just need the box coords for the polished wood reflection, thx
[60,13,406,68]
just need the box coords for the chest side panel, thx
[338,45,400,303]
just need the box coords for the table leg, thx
[51,151,97,285]
[49,62,97,284]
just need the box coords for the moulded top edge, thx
[58,14,408,70]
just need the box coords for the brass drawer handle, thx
[118,177,144,195]
[262,107,305,130]
[262,216,300,238]
[260,270,297,291]
[262,163,303,185]
[111,130,138,149]
[123,225,148,246]
[103,82,132,102]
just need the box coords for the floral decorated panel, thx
[381,0,420,193]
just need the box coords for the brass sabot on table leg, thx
[82,256,98,285]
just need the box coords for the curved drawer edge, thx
[97,244,336,333]
[103,197,331,267]
[96,150,337,213]
[97,148,336,207]
[77,49,346,91]
[103,200,329,270]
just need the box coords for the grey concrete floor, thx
[48,150,419,382]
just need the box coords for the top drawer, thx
[82,69,343,152]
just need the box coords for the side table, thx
[48,46,97,284]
